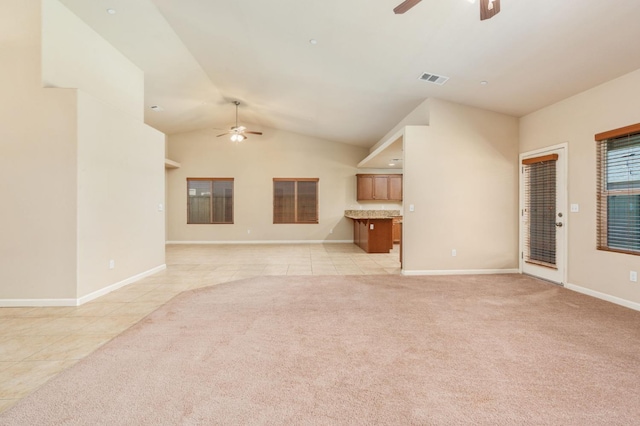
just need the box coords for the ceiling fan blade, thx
[245,131,263,136]
[393,0,421,14]
[480,0,500,21]
[216,132,231,137]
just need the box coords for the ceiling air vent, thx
[418,72,449,86]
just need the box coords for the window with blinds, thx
[273,178,319,224]
[523,154,558,268]
[187,178,234,224]
[596,123,640,255]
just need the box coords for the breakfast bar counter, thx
[344,210,400,253]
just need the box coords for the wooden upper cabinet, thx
[357,175,374,200]
[356,174,402,201]
[388,175,402,201]
[373,176,388,200]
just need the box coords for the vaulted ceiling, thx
[60,0,640,148]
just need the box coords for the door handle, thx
[556,222,563,227]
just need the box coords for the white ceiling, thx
[60,0,640,148]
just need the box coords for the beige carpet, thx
[2,274,640,425]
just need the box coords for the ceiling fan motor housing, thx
[216,102,262,139]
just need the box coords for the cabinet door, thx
[392,218,401,244]
[366,219,393,253]
[353,219,360,244]
[373,176,389,200]
[388,175,403,201]
[357,176,374,200]
[359,220,369,251]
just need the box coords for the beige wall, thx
[403,99,520,273]
[77,91,165,298]
[167,128,368,242]
[41,0,144,120]
[520,68,640,305]
[0,0,165,305]
[0,0,78,300]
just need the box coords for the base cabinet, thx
[353,218,393,253]
[392,216,402,244]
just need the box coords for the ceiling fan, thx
[216,101,263,142]
[393,0,501,21]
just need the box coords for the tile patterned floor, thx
[0,243,400,413]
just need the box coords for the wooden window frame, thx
[595,123,640,256]
[187,178,234,225]
[522,154,558,165]
[273,178,319,224]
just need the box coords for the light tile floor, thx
[0,243,400,413]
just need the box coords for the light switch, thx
[158,203,164,212]
[409,204,415,212]
[570,204,579,213]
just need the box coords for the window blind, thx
[296,181,318,223]
[273,179,319,224]
[523,154,558,269]
[273,181,296,223]
[187,178,234,224]
[596,129,640,254]
[187,180,212,224]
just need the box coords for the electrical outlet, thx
[451,249,457,257]
[247,229,251,234]
[630,271,637,282]
[329,229,333,234]
[158,203,164,212]
[109,259,115,269]
[409,204,415,212]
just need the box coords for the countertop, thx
[344,210,401,220]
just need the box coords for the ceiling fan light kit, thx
[393,0,501,20]
[216,101,263,142]
[480,0,500,20]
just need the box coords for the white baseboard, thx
[166,240,353,245]
[0,264,167,307]
[401,268,520,276]
[0,298,79,307]
[77,264,167,305]
[565,282,640,312]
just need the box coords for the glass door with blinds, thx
[520,146,566,284]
